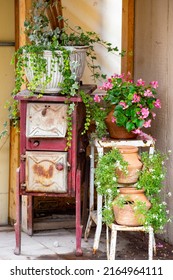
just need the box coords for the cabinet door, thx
[26,102,68,138]
[25,151,68,193]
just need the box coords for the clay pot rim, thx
[116,145,139,154]
[119,187,144,194]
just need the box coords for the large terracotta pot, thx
[105,109,136,139]
[113,188,151,226]
[116,146,143,184]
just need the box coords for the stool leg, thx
[84,214,93,241]
[153,232,157,256]
[93,194,102,254]
[148,226,153,260]
[106,226,110,260]
[109,225,117,260]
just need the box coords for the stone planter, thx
[25,47,88,94]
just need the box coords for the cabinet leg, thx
[14,168,21,255]
[75,169,83,256]
[27,196,33,236]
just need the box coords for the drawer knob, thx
[55,162,64,171]
[33,140,40,147]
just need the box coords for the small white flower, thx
[162,201,167,205]
[168,192,172,197]
[168,150,172,153]
[166,210,169,214]
[159,226,164,230]
[107,189,112,194]
[113,177,117,182]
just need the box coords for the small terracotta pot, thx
[116,146,143,184]
[105,110,137,139]
[113,188,151,226]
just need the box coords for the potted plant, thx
[1,0,120,148]
[12,0,120,96]
[95,148,171,233]
[91,72,161,140]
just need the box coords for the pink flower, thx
[132,128,141,134]
[127,71,131,78]
[150,81,159,89]
[119,101,128,109]
[99,81,113,91]
[143,119,151,128]
[154,99,161,108]
[94,94,101,103]
[111,116,116,123]
[140,108,149,119]
[136,78,145,86]
[144,89,154,97]
[152,112,156,119]
[132,94,140,103]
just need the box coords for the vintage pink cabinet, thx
[14,84,96,256]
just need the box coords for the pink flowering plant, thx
[95,72,161,138]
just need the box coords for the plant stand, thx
[107,224,156,260]
[84,136,155,254]
[13,84,96,256]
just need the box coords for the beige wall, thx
[0,0,15,224]
[62,0,122,85]
[134,0,173,243]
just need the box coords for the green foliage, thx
[95,148,128,224]
[1,0,120,146]
[94,72,161,138]
[136,151,171,232]
[95,148,171,232]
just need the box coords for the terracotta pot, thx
[116,146,143,184]
[105,110,137,139]
[113,188,151,226]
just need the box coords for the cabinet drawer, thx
[26,102,68,138]
[25,151,68,193]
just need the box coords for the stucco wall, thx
[0,0,15,224]
[134,0,173,243]
[62,0,122,85]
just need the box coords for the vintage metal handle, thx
[55,162,64,171]
[41,105,50,116]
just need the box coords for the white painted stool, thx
[84,136,155,254]
[107,224,156,260]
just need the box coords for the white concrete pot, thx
[25,47,88,94]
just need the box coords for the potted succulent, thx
[91,72,161,140]
[95,148,171,233]
[1,0,120,147]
